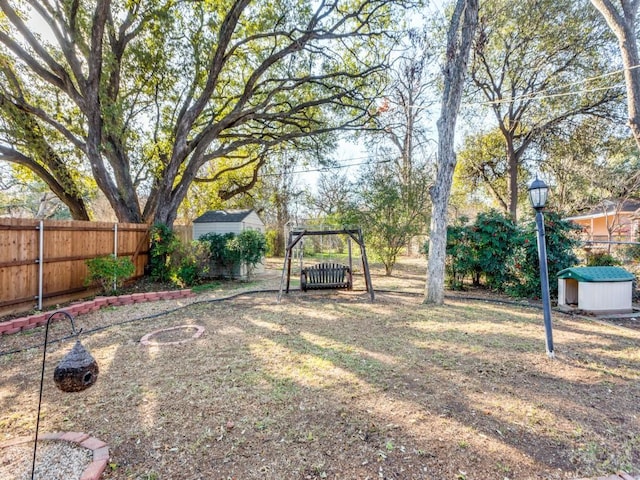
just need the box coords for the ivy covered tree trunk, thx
[424,0,478,305]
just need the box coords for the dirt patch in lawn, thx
[1,258,639,479]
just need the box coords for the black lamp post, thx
[528,178,554,358]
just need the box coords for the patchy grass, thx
[190,282,223,293]
[1,259,639,479]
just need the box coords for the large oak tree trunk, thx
[425,0,478,305]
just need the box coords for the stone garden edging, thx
[0,289,196,336]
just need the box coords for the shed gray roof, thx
[557,266,635,282]
[193,209,256,223]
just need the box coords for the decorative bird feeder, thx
[31,310,99,479]
[53,339,99,392]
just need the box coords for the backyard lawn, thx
[1,258,639,479]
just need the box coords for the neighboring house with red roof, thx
[564,198,640,243]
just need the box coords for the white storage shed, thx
[193,209,265,278]
[557,266,635,314]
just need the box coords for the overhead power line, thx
[463,64,637,108]
[259,157,393,177]
[258,138,437,178]
[468,84,625,107]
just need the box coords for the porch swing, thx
[302,229,352,291]
[277,226,375,302]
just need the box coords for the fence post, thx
[37,220,44,311]
[113,223,118,292]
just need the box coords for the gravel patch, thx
[0,440,92,480]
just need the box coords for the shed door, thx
[564,278,578,305]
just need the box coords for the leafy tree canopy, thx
[0,0,415,225]
[468,0,621,220]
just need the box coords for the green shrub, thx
[437,212,519,291]
[230,230,267,279]
[468,211,520,290]
[169,241,211,287]
[199,232,239,277]
[425,211,581,299]
[265,229,279,257]
[149,223,180,282]
[585,251,620,266]
[85,255,135,293]
[443,217,474,290]
[199,230,266,279]
[506,213,581,298]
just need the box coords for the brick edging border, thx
[0,289,196,336]
[0,432,109,480]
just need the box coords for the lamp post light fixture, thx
[528,177,554,358]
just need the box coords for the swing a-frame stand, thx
[277,227,375,302]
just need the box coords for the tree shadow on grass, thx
[2,292,639,479]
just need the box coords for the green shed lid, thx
[556,266,635,282]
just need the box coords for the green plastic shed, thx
[557,266,635,313]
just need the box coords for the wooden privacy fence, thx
[0,218,150,315]
[173,224,193,244]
